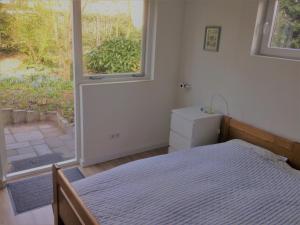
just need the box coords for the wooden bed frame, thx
[52,116,300,225]
[219,117,300,170]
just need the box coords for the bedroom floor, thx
[0,147,167,225]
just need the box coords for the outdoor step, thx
[46,111,57,122]
[1,109,72,134]
[40,112,47,121]
[26,111,40,123]
[0,108,13,125]
[12,110,27,124]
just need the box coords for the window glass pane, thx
[0,0,76,173]
[81,0,145,76]
[270,0,300,49]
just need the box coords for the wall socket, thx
[110,133,120,139]
[179,82,192,89]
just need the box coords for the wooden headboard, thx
[219,116,300,170]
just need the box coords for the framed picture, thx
[203,26,221,52]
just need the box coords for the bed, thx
[52,116,300,225]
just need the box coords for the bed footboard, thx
[52,165,99,225]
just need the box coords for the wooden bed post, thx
[291,143,300,169]
[53,164,64,225]
[219,116,231,143]
[52,164,100,225]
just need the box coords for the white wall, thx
[177,0,300,141]
[0,119,6,186]
[80,0,185,166]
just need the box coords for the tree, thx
[271,0,300,49]
[1,0,143,77]
[0,0,73,80]
[0,3,16,52]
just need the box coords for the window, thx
[81,0,148,77]
[259,0,300,60]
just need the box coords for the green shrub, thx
[85,37,141,74]
[0,73,74,122]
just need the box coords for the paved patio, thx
[4,122,75,173]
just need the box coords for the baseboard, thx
[80,143,168,167]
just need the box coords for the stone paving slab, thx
[62,151,75,158]
[14,130,44,142]
[4,128,10,135]
[9,125,37,134]
[40,126,62,133]
[45,137,65,148]
[16,146,35,155]
[29,139,45,145]
[5,134,16,144]
[64,139,75,150]
[4,122,75,173]
[8,152,37,162]
[38,124,53,129]
[59,134,73,141]
[33,144,52,156]
[7,142,31,150]
[43,131,64,138]
[7,149,18,157]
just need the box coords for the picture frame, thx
[203,26,222,52]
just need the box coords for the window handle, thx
[131,74,144,78]
[263,22,270,34]
[89,76,104,80]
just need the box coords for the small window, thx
[259,0,300,60]
[81,0,148,77]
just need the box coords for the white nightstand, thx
[168,107,223,153]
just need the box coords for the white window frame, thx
[76,0,156,82]
[258,0,300,60]
[0,0,158,181]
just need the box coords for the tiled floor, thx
[4,122,75,173]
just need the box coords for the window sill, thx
[76,72,153,85]
[250,53,300,63]
[77,76,154,86]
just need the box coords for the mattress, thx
[73,141,300,225]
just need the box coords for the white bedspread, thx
[73,141,300,225]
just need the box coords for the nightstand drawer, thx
[169,131,191,150]
[170,114,194,138]
[169,107,222,154]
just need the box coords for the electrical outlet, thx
[110,133,120,139]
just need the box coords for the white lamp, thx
[209,94,229,115]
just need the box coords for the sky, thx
[84,1,144,28]
[0,0,144,28]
